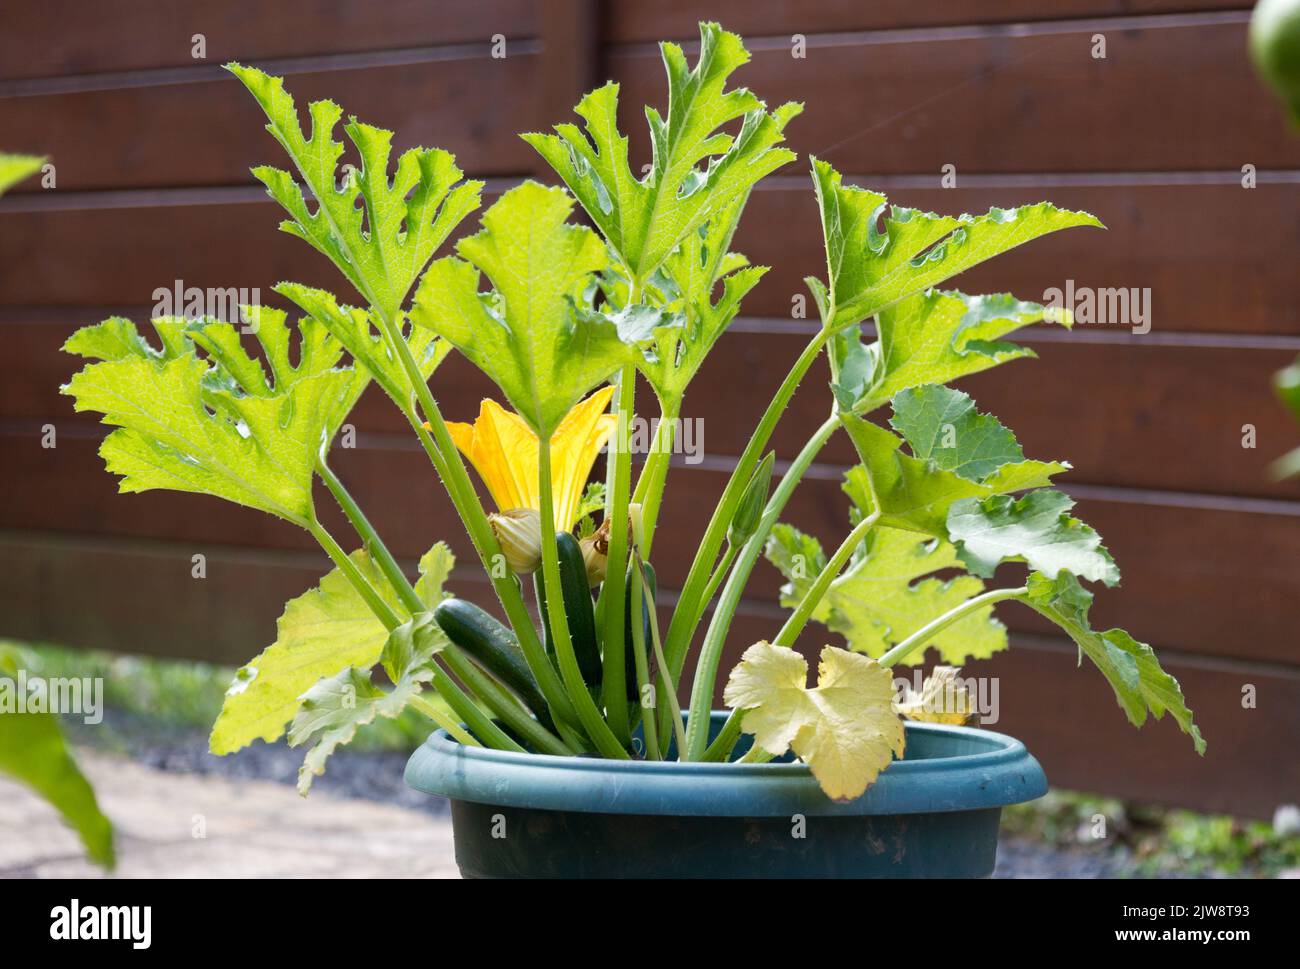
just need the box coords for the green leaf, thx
[411,182,634,433]
[210,543,454,755]
[227,63,482,321]
[1272,355,1300,478]
[834,289,1070,415]
[841,412,1067,538]
[811,158,1102,330]
[947,490,1120,585]
[289,610,448,794]
[524,21,801,281]
[275,283,450,403]
[767,524,1008,666]
[0,645,114,867]
[1017,573,1205,754]
[0,152,44,195]
[62,308,366,528]
[724,642,905,801]
[765,523,830,620]
[890,384,1028,481]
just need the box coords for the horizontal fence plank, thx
[1,531,1289,817]
[0,0,535,81]
[0,54,541,192]
[609,18,1300,174]
[3,435,1294,666]
[4,178,1296,336]
[10,317,1300,500]
[605,1,1256,42]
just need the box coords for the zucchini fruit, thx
[433,598,554,731]
[535,531,602,687]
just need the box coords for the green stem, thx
[632,395,680,557]
[640,555,687,758]
[660,329,832,699]
[629,557,660,760]
[654,538,736,748]
[772,510,879,648]
[539,437,631,758]
[599,365,636,743]
[681,413,841,760]
[878,586,1028,668]
[698,542,739,614]
[409,693,480,747]
[429,670,521,752]
[701,707,744,763]
[317,453,570,754]
[306,519,401,630]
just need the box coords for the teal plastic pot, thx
[404,712,1047,878]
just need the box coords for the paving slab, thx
[0,751,459,878]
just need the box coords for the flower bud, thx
[489,508,542,575]
[579,528,607,586]
[728,451,775,546]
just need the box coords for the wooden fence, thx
[1,1,1297,816]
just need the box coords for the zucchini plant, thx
[61,22,1203,801]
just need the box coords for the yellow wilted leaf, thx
[896,666,979,726]
[724,642,905,801]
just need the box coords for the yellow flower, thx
[447,386,616,531]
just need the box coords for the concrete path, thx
[0,751,460,878]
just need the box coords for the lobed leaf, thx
[62,308,366,527]
[947,490,1119,585]
[0,152,44,195]
[227,63,482,321]
[811,158,1101,331]
[766,524,1008,666]
[525,21,800,282]
[411,182,639,433]
[210,543,454,756]
[1016,573,1205,754]
[724,642,905,801]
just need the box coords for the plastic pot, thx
[404,712,1047,878]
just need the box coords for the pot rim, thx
[405,712,1048,817]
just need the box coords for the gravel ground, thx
[65,706,1193,878]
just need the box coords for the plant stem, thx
[306,519,401,630]
[409,693,481,747]
[539,437,631,758]
[315,452,570,755]
[654,538,737,747]
[681,412,841,760]
[700,707,744,763]
[632,394,681,557]
[599,364,636,744]
[772,510,879,648]
[429,671,522,752]
[640,556,687,758]
[698,542,739,614]
[629,558,660,760]
[660,329,832,704]
[878,586,1029,668]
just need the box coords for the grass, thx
[5,639,437,752]
[1003,790,1300,878]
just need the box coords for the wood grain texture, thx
[0,1,536,81]
[605,1,1256,42]
[0,55,541,192]
[609,19,1300,174]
